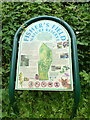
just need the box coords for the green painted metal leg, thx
[10,101,19,115]
[9,85,19,115]
[70,55,80,119]
[9,29,21,115]
[70,20,80,119]
[9,82,19,115]
[70,87,80,119]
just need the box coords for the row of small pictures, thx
[28,81,60,88]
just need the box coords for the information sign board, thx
[15,20,73,91]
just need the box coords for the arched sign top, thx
[15,18,73,91]
[21,20,70,42]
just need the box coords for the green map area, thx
[38,43,52,80]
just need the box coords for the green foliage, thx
[2,2,89,119]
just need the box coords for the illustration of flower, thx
[35,74,40,80]
[64,73,69,77]
[19,72,23,87]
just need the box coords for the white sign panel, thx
[15,20,73,91]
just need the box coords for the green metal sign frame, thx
[9,16,80,119]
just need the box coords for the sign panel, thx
[15,20,73,91]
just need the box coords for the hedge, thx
[2,2,89,119]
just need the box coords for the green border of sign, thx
[16,21,73,91]
[9,16,80,119]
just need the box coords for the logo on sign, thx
[54,82,60,88]
[48,82,53,87]
[41,82,47,87]
[35,81,40,87]
[23,21,66,42]
[28,81,33,87]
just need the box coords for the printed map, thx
[38,43,52,80]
